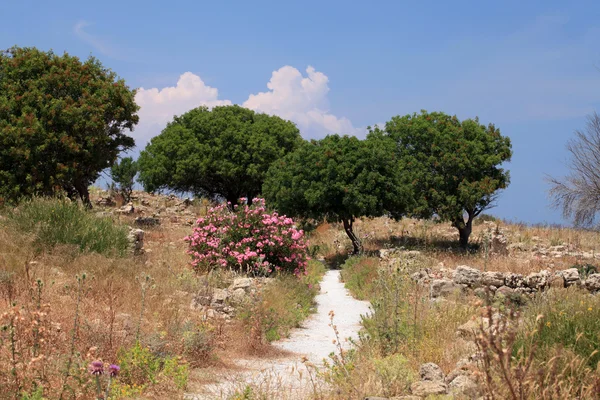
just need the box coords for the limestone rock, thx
[230,288,247,304]
[127,228,145,255]
[116,202,135,214]
[481,271,505,287]
[430,279,462,298]
[525,270,550,290]
[448,375,479,398]
[559,268,580,287]
[495,286,514,297]
[231,277,252,290]
[504,273,525,288]
[490,233,508,255]
[420,362,444,381]
[410,380,447,396]
[453,266,482,287]
[212,288,228,303]
[585,273,600,292]
[134,216,160,227]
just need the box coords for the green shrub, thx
[2,197,130,256]
[517,288,600,368]
[116,342,189,394]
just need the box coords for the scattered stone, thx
[116,202,135,214]
[495,285,515,297]
[95,196,115,207]
[456,319,480,341]
[448,375,479,397]
[410,380,447,397]
[558,268,580,287]
[504,273,525,288]
[430,279,462,298]
[490,233,508,255]
[420,362,444,382]
[212,288,228,303]
[481,271,505,287]
[453,266,482,287]
[585,273,600,292]
[231,277,252,290]
[134,216,160,227]
[525,270,550,290]
[127,228,144,255]
[230,288,247,304]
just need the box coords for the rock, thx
[558,268,580,287]
[230,288,247,304]
[116,202,135,214]
[495,286,514,297]
[95,196,115,207]
[134,216,160,227]
[453,266,482,287]
[127,228,144,255]
[445,357,476,383]
[364,397,389,400]
[490,233,508,255]
[389,396,421,400]
[411,269,430,284]
[420,362,444,382]
[548,273,565,288]
[212,288,228,303]
[410,380,447,397]
[430,279,462,298]
[525,270,550,290]
[504,273,525,288]
[231,277,252,290]
[448,375,479,397]
[456,319,481,341]
[585,273,600,292]
[481,271,505,287]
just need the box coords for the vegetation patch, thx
[2,197,130,256]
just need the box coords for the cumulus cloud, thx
[131,66,362,148]
[133,72,231,145]
[243,66,363,139]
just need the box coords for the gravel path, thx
[187,269,371,399]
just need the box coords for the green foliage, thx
[340,256,379,300]
[138,105,302,204]
[517,288,600,368]
[2,197,129,256]
[116,342,188,393]
[0,46,139,205]
[110,157,138,202]
[263,134,410,253]
[373,110,512,247]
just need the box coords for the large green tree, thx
[263,134,410,254]
[374,110,512,248]
[138,105,302,205]
[0,47,139,206]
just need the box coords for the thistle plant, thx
[89,361,120,399]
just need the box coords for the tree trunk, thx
[74,181,92,209]
[342,218,361,255]
[454,213,474,250]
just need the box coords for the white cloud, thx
[133,72,231,145]
[243,66,363,139]
[131,66,363,148]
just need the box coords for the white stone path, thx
[187,269,371,399]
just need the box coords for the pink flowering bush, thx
[185,198,309,276]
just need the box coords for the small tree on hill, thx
[0,47,139,206]
[110,157,138,203]
[263,134,410,254]
[138,105,303,206]
[374,110,512,248]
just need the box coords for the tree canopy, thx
[374,110,512,248]
[0,46,139,206]
[263,134,410,253]
[138,105,302,205]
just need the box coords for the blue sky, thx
[2,0,600,224]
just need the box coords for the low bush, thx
[185,198,309,276]
[2,197,130,256]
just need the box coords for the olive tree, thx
[0,47,139,206]
[375,111,512,248]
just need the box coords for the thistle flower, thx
[88,360,104,375]
[108,364,120,377]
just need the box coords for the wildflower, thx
[589,307,593,311]
[109,364,120,377]
[546,321,551,327]
[88,360,104,375]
